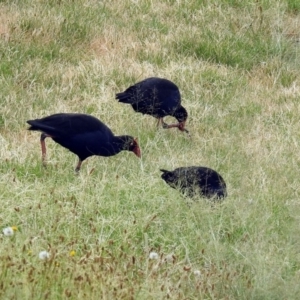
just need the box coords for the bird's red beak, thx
[178,121,190,135]
[133,138,141,158]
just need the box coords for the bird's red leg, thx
[159,118,170,129]
[164,123,178,129]
[163,121,190,135]
[75,159,82,172]
[40,133,48,167]
[158,118,187,132]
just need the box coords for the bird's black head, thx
[173,106,188,133]
[160,169,176,183]
[120,136,141,158]
[174,106,188,123]
[160,169,182,191]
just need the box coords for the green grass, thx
[1,0,300,299]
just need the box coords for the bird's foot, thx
[42,156,47,168]
[161,122,190,137]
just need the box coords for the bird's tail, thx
[27,120,57,135]
[115,92,133,103]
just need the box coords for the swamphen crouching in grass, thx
[160,166,227,200]
[27,113,141,171]
[116,77,189,134]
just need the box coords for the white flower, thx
[39,251,50,260]
[149,252,159,260]
[193,270,201,276]
[3,227,14,236]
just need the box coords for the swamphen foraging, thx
[160,166,227,200]
[27,113,141,171]
[116,77,189,134]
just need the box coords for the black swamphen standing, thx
[116,77,189,134]
[160,166,227,200]
[27,113,141,171]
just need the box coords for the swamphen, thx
[160,166,227,200]
[27,113,141,171]
[116,77,189,134]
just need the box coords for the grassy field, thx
[1,0,300,299]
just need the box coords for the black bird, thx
[27,113,141,171]
[160,166,227,199]
[116,77,189,133]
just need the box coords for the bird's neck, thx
[111,135,128,153]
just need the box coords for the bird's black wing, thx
[116,77,181,117]
[27,113,114,137]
